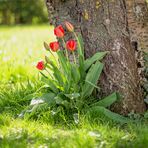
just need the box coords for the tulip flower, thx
[49,41,59,52]
[66,40,77,51]
[36,61,45,70]
[54,25,65,38]
[65,21,74,32]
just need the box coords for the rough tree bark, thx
[46,0,147,115]
[126,0,148,96]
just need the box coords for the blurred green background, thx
[0,0,48,25]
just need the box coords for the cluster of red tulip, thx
[36,22,77,70]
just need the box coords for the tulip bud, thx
[44,42,50,51]
[36,61,45,70]
[65,21,74,32]
[49,41,59,52]
[45,56,50,64]
[54,25,65,38]
[66,40,77,51]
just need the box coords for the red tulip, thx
[49,41,59,52]
[66,40,77,51]
[54,25,65,38]
[65,21,74,32]
[36,61,45,70]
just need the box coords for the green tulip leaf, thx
[87,106,132,123]
[82,61,103,98]
[91,92,118,108]
[84,52,108,71]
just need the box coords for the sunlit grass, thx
[0,25,55,115]
[0,25,55,83]
[0,113,148,148]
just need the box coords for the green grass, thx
[0,25,148,148]
[0,25,55,83]
[0,114,148,148]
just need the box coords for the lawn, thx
[0,25,148,148]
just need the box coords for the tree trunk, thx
[46,0,146,115]
[126,0,148,98]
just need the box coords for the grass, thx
[0,114,148,148]
[0,25,148,148]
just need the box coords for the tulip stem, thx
[72,51,77,65]
[48,50,59,65]
[62,38,69,61]
[45,68,54,80]
[73,32,84,60]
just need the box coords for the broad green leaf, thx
[84,80,100,90]
[45,64,53,71]
[57,50,69,76]
[79,55,86,80]
[23,94,37,102]
[84,52,107,71]
[55,96,64,104]
[91,92,118,107]
[55,94,70,109]
[71,64,80,83]
[41,77,59,93]
[50,60,65,87]
[40,93,56,106]
[82,61,103,98]
[77,33,84,57]
[62,62,72,93]
[87,106,132,123]
[44,57,65,87]
[144,111,148,119]
[44,51,71,92]
[65,93,80,99]
[75,33,85,79]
